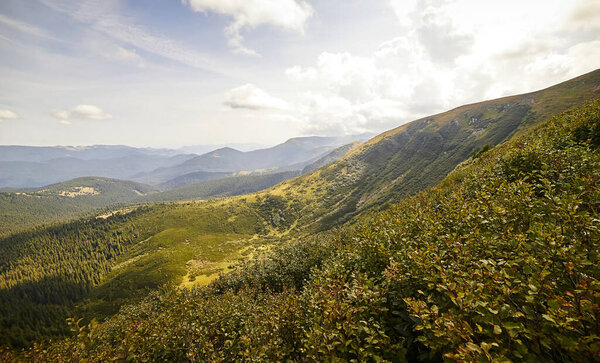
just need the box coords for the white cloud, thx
[286,92,408,135]
[183,0,313,55]
[38,0,228,74]
[282,0,600,136]
[285,39,444,134]
[294,90,413,135]
[0,14,56,40]
[387,0,419,27]
[50,110,72,120]
[565,0,600,31]
[51,105,112,121]
[297,92,363,135]
[108,46,145,67]
[285,65,317,81]
[0,109,20,121]
[115,47,142,62]
[224,84,289,110]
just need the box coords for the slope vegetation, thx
[13,95,600,362]
[0,200,269,347]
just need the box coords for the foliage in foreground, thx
[4,99,600,361]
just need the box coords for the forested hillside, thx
[0,201,269,347]
[9,94,599,362]
[0,177,158,236]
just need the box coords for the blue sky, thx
[0,0,599,148]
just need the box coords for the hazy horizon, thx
[0,132,377,150]
[1,0,599,148]
[0,140,271,151]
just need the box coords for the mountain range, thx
[0,138,368,236]
[0,135,372,189]
[130,134,373,185]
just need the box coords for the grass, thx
[77,200,266,319]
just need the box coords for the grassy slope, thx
[301,142,359,174]
[0,177,158,236]
[249,69,600,231]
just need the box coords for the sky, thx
[0,0,599,148]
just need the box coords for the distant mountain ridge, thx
[0,154,196,188]
[131,135,373,185]
[178,142,266,154]
[0,141,365,234]
[0,144,180,162]
[0,135,373,188]
[144,143,362,202]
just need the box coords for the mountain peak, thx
[207,147,243,157]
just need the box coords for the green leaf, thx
[465,342,482,353]
[542,314,557,324]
